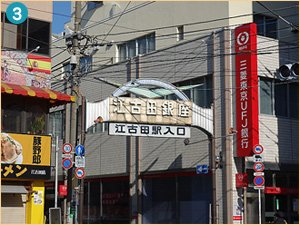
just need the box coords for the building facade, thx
[1,1,74,224]
[51,1,298,224]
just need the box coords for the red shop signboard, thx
[59,184,67,196]
[235,23,259,157]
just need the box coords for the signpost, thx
[75,156,85,168]
[75,168,85,179]
[252,144,264,224]
[196,165,209,174]
[253,162,264,172]
[62,158,73,170]
[63,143,73,154]
[75,145,85,156]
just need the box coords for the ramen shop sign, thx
[109,97,192,126]
[235,23,259,157]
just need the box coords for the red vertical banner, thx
[235,23,259,157]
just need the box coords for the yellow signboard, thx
[1,133,51,180]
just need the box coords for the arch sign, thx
[85,79,214,137]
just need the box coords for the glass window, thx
[128,40,136,58]
[49,110,65,139]
[254,14,277,39]
[118,44,126,61]
[89,182,101,223]
[254,14,264,36]
[178,176,211,223]
[142,175,211,223]
[265,16,277,39]
[142,177,176,223]
[147,33,155,52]
[102,180,129,223]
[173,76,212,108]
[275,81,288,117]
[138,36,147,55]
[117,33,155,62]
[2,15,27,51]
[289,82,299,119]
[26,105,47,135]
[28,18,50,55]
[260,78,273,115]
[1,95,48,134]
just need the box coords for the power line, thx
[93,5,298,38]
[99,1,131,45]
[256,1,299,31]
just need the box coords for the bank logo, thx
[237,31,249,46]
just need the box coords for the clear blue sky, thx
[52,1,71,34]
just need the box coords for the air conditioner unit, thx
[277,63,299,81]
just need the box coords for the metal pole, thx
[210,135,217,224]
[79,96,86,224]
[55,135,59,208]
[68,2,81,223]
[223,28,233,224]
[210,31,217,224]
[259,189,262,224]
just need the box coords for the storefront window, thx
[1,95,48,134]
[142,175,212,223]
[83,179,129,224]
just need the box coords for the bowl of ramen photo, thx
[1,133,23,164]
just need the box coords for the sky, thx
[52,1,71,34]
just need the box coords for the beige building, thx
[50,1,298,224]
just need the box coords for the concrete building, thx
[1,1,74,224]
[50,1,298,224]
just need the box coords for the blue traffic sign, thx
[62,158,73,170]
[253,176,265,186]
[75,145,85,156]
[196,165,208,174]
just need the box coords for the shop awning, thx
[1,185,28,194]
[1,82,75,106]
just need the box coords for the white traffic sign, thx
[62,143,72,154]
[75,168,85,179]
[253,144,264,154]
[62,154,73,159]
[253,154,263,162]
[254,172,265,176]
[254,186,265,190]
[75,156,85,168]
[253,162,264,172]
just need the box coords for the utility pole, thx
[62,2,105,223]
[78,96,86,224]
[64,1,81,224]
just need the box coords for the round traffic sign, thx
[75,168,85,179]
[62,158,73,170]
[75,144,85,156]
[253,176,265,186]
[63,143,72,154]
[253,162,264,172]
[253,144,264,154]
